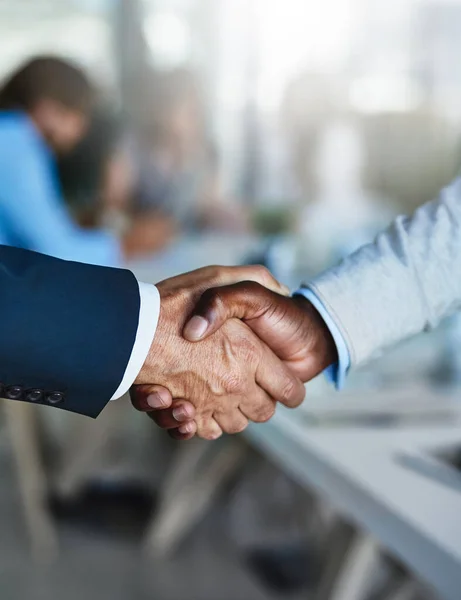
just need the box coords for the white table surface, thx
[129,234,461,598]
[247,407,461,600]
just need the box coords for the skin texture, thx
[132,279,337,440]
[184,282,337,382]
[132,266,306,440]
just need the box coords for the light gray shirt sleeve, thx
[306,176,461,368]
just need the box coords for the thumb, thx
[183,281,276,342]
[130,384,174,411]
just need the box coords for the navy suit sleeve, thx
[0,245,140,417]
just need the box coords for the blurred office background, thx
[1,0,461,599]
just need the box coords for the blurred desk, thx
[294,382,461,426]
[246,390,461,600]
[118,235,461,599]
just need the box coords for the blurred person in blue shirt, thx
[57,107,176,254]
[0,57,172,266]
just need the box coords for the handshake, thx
[131,265,337,440]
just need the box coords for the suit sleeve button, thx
[46,392,64,405]
[5,386,24,400]
[25,389,44,402]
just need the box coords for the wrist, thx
[292,295,338,372]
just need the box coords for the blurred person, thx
[0,56,173,266]
[58,108,176,254]
[130,68,248,232]
[137,174,461,439]
[58,108,124,227]
[0,244,304,441]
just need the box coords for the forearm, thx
[0,246,150,417]
[307,176,461,367]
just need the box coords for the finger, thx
[255,343,305,409]
[239,390,277,424]
[168,421,197,441]
[147,400,196,429]
[215,265,290,296]
[184,281,277,342]
[213,408,249,434]
[195,413,223,440]
[130,384,174,411]
[159,265,289,300]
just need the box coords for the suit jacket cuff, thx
[110,283,160,399]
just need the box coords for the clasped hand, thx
[131,265,336,440]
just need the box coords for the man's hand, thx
[131,384,197,441]
[183,281,338,382]
[131,267,304,440]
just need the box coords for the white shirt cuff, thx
[110,282,160,400]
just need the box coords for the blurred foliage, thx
[251,205,295,236]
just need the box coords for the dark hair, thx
[58,109,123,205]
[0,56,94,113]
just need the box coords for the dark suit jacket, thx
[0,245,140,417]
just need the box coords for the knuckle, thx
[222,374,244,395]
[237,334,260,362]
[195,414,223,440]
[197,265,214,276]
[251,265,275,286]
[280,378,299,405]
[203,429,222,441]
[253,264,271,279]
[201,287,223,310]
[225,418,248,434]
[257,406,276,423]
[253,402,276,423]
[206,265,225,282]
[238,280,261,295]
[236,420,249,433]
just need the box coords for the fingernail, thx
[147,392,167,409]
[184,315,209,341]
[173,407,188,421]
[281,284,291,296]
[178,423,193,434]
